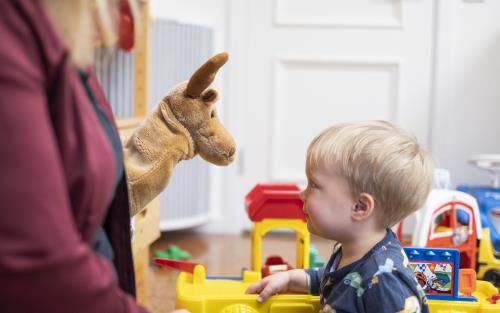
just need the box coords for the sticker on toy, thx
[409,261,454,296]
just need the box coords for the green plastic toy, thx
[155,245,192,260]
[309,244,325,268]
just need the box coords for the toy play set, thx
[396,156,500,287]
[155,183,500,312]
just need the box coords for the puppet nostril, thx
[228,147,235,157]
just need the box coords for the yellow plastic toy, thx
[477,228,500,283]
[174,217,318,312]
[157,184,500,312]
[176,265,320,313]
[175,183,319,312]
[251,218,310,272]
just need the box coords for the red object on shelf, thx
[118,0,134,51]
[262,255,294,277]
[245,183,305,222]
[154,258,204,273]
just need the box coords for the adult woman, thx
[0,1,187,312]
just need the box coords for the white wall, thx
[430,0,500,187]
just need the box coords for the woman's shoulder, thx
[0,0,68,78]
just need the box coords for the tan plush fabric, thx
[124,53,236,216]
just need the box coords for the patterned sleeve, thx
[361,271,424,313]
[304,267,325,295]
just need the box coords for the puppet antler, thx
[184,52,229,98]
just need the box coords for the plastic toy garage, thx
[397,156,500,288]
[155,183,500,313]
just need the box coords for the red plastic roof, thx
[245,183,306,222]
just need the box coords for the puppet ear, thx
[185,52,228,98]
[201,89,218,103]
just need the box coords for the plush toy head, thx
[165,52,236,165]
[125,52,236,214]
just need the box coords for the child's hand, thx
[245,271,291,302]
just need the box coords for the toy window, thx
[452,207,472,245]
[431,204,454,238]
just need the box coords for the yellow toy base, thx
[426,280,499,313]
[175,266,499,313]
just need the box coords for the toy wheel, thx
[484,269,500,287]
[219,304,258,313]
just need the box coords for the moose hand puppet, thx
[124,52,236,215]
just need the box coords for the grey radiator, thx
[93,47,135,118]
[94,18,214,231]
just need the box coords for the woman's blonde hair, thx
[43,0,138,68]
[306,120,434,228]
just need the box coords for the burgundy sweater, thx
[0,1,147,312]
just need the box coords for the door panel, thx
[232,0,435,230]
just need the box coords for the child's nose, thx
[300,189,308,213]
[299,189,306,201]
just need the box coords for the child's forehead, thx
[306,162,341,179]
[306,153,338,170]
[306,146,341,170]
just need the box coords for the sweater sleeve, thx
[0,2,147,312]
[304,267,325,295]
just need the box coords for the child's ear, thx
[201,88,218,103]
[351,193,375,221]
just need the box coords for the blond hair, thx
[43,0,138,68]
[306,121,433,228]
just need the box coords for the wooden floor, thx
[147,230,334,313]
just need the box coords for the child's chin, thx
[306,223,317,235]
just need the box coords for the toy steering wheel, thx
[468,154,500,188]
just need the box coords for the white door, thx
[223,0,435,232]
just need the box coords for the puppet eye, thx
[210,111,215,118]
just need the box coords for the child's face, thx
[300,166,356,242]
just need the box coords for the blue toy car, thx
[457,185,500,252]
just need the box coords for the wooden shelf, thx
[118,1,158,308]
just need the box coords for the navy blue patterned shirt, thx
[305,230,429,313]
